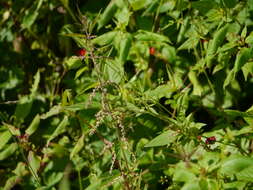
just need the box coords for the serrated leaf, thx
[30,70,40,98]
[220,156,253,175]
[92,31,118,46]
[178,37,199,50]
[41,105,61,119]
[135,30,171,43]
[65,56,82,70]
[47,116,69,146]
[97,1,118,29]
[70,134,84,160]
[144,84,175,100]
[104,59,124,83]
[145,130,178,147]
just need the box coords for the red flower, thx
[77,48,86,56]
[149,47,155,55]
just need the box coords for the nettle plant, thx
[1,0,253,189]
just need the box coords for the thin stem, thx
[78,170,83,190]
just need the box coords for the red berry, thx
[205,136,216,144]
[149,47,155,55]
[77,48,86,56]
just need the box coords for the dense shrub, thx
[1,0,253,189]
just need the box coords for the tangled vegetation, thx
[1,0,253,189]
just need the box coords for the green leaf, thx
[62,89,72,106]
[236,165,253,181]
[25,114,40,136]
[115,6,131,26]
[0,130,12,150]
[177,17,189,43]
[144,84,175,100]
[98,1,118,29]
[173,169,196,182]
[13,162,27,176]
[30,70,40,98]
[223,70,235,89]
[119,33,132,63]
[161,45,176,62]
[224,181,246,190]
[182,182,200,190]
[28,151,41,181]
[188,71,203,96]
[92,31,118,46]
[245,32,253,45]
[104,59,124,83]
[22,10,39,29]
[144,130,178,147]
[178,36,199,50]
[206,24,229,67]
[0,143,18,161]
[45,172,63,187]
[224,109,253,118]
[41,106,62,119]
[242,62,253,81]
[70,134,85,160]
[192,0,217,15]
[63,103,87,112]
[75,66,88,79]
[128,0,152,11]
[3,176,21,190]
[223,0,238,8]
[220,156,253,176]
[3,122,21,136]
[234,47,253,73]
[47,116,69,146]
[14,96,33,121]
[65,56,82,70]
[244,105,253,125]
[135,30,171,43]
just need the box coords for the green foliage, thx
[1,0,253,189]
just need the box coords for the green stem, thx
[78,170,83,190]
